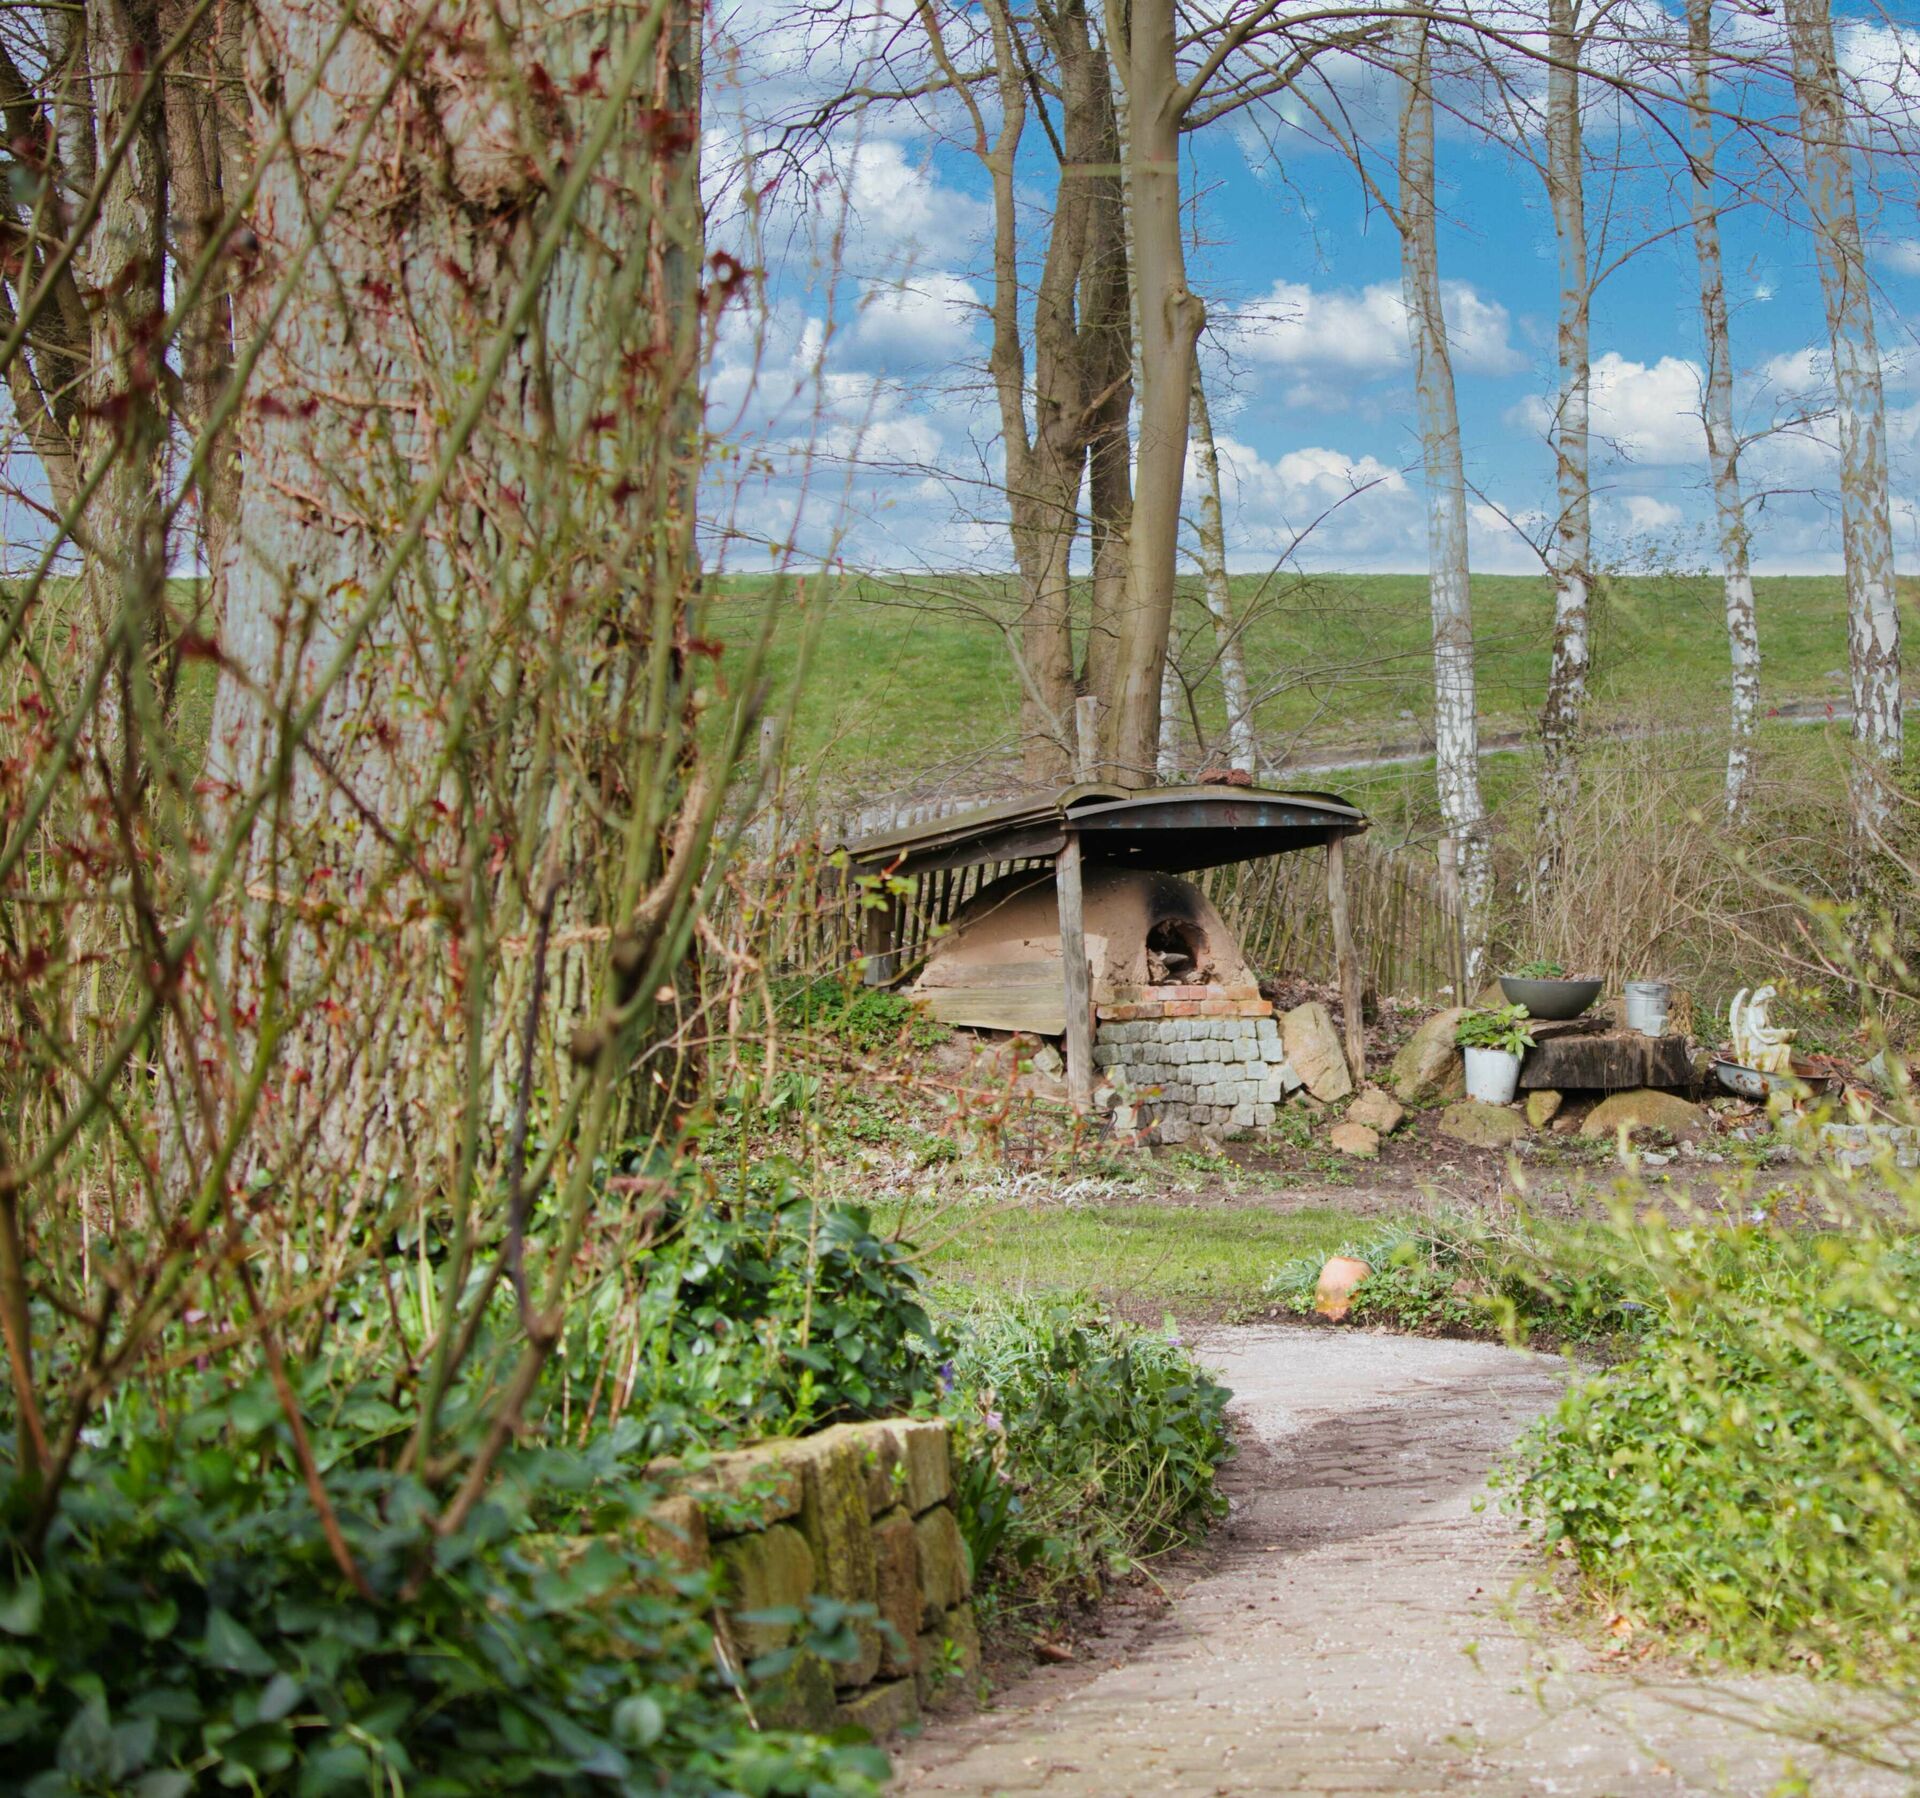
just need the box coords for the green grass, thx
[715,570,1909,794]
[885,1198,1409,1314]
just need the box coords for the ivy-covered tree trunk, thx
[190,0,709,1214]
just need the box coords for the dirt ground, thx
[894,1326,1914,1797]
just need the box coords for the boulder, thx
[1581,1089,1706,1140]
[1525,1089,1564,1129]
[1388,1008,1468,1104]
[1282,1002,1353,1102]
[1328,1121,1380,1160]
[1314,1255,1371,1321]
[1346,1086,1405,1135]
[1438,1098,1527,1149]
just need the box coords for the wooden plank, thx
[1519,1029,1695,1092]
[915,987,1068,1035]
[1327,834,1365,1079]
[1057,834,1094,1112]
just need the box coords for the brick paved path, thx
[896,1327,1909,1797]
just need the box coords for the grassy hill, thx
[715,570,1911,807]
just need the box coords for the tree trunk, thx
[975,0,1111,784]
[1081,70,1132,708]
[1190,366,1255,774]
[1688,0,1760,822]
[1538,0,1591,886]
[1103,0,1203,785]
[191,0,706,1194]
[1396,18,1489,972]
[1784,0,1902,853]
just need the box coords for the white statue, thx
[1729,986,1795,1076]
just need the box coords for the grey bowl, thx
[1498,975,1603,1020]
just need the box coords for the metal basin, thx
[1713,1059,1808,1101]
[1498,975,1603,1020]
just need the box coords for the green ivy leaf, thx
[0,1571,43,1636]
[200,1609,276,1677]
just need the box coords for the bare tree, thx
[1538,0,1593,886]
[1396,15,1490,968]
[1783,0,1902,854]
[1190,362,1257,774]
[1687,0,1760,821]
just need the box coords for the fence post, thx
[1327,834,1366,1079]
[1056,834,1094,1111]
[1438,833,1467,997]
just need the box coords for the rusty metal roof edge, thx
[844,781,1365,863]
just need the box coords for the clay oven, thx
[842,783,1367,1140]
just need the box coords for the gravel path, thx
[895,1326,1909,1797]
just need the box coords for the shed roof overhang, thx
[844,782,1367,878]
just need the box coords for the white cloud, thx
[1223,277,1525,391]
[1510,352,1705,465]
[852,272,982,364]
[1886,240,1920,277]
[1621,495,1684,531]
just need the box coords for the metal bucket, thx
[1624,980,1672,1037]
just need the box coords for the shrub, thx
[1498,1208,1920,1676]
[0,1403,888,1796]
[772,977,947,1054]
[938,1296,1231,1616]
[604,1165,940,1453]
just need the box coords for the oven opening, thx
[1146,917,1209,984]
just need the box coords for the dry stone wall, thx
[1092,984,1301,1142]
[644,1418,978,1737]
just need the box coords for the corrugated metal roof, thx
[844,782,1366,876]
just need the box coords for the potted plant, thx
[1455,1002,1532,1105]
[1498,958,1603,1021]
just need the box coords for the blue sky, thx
[708,0,1920,579]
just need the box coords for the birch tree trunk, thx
[1537,0,1591,886]
[1688,0,1760,822]
[1784,0,1902,852]
[1103,0,1203,784]
[1397,17,1490,970]
[1190,366,1256,774]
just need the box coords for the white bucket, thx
[1624,981,1672,1037]
[1463,1046,1522,1105]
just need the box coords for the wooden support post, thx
[1057,834,1094,1112]
[1327,834,1365,1082]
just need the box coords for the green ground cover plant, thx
[1498,1195,1920,1679]
[938,1295,1231,1627]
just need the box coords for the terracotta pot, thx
[1314,1255,1372,1321]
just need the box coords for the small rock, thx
[1581,1089,1705,1139]
[1525,1089,1563,1128]
[1314,1255,1371,1321]
[1029,1042,1064,1077]
[1438,1098,1528,1148]
[1329,1121,1380,1159]
[1346,1086,1405,1135]
[1281,1002,1354,1102]
[1387,1007,1468,1105]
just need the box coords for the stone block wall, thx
[644,1418,978,1736]
[1091,984,1302,1142]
